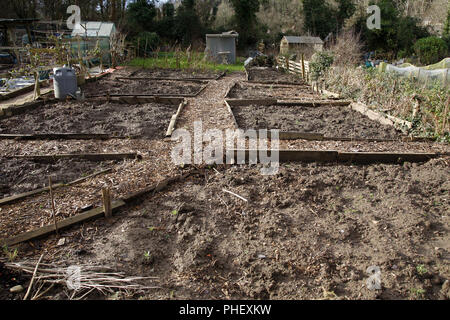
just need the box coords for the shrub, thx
[413,37,448,66]
[134,32,160,56]
[309,51,334,80]
[329,29,363,67]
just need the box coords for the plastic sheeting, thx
[0,76,35,93]
[378,58,450,87]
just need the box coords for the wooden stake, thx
[102,188,112,218]
[301,54,306,80]
[33,71,40,100]
[48,177,58,234]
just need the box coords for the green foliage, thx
[247,55,275,68]
[134,32,160,56]
[310,51,334,80]
[302,0,337,39]
[416,264,428,276]
[336,0,356,30]
[356,0,429,59]
[2,245,18,262]
[413,37,448,66]
[230,0,261,48]
[126,0,158,36]
[174,0,203,46]
[127,52,245,72]
[444,7,450,38]
[156,3,176,39]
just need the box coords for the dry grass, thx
[324,66,450,141]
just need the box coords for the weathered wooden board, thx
[166,100,187,137]
[224,100,240,129]
[0,171,194,246]
[227,149,440,164]
[277,100,352,107]
[116,77,209,83]
[6,153,140,162]
[0,168,112,206]
[226,98,278,107]
[85,96,184,105]
[0,133,114,140]
[1,200,126,246]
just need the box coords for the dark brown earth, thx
[227,82,321,100]
[44,160,449,300]
[132,68,222,79]
[1,67,448,301]
[247,67,306,84]
[0,158,118,198]
[0,101,177,139]
[83,77,203,97]
[232,104,403,139]
[0,261,27,300]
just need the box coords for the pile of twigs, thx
[4,256,159,300]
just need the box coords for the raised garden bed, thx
[227,82,325,100]
[0,158,117,199]
[0,100,179,139]
[230,103,403,140]
[247,67,306,84]
[131,68,223,80]
[83,76,204,97]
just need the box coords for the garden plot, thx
[0,158,117,199]
[247,67,306,84]
[230,103,403,140]
[227,82,324,100]
[0,100,178,139]
[131,68,223,80]
[82,77,204,97]
[54,160,449,300]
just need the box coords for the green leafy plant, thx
[416,264,428,276]
[310,51,334,81]
[409,288,426,299]
[413,37,448,66]
[2,245,18,262]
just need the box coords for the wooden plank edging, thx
[5,153,141,162]
[0,168,113,206]
[227,149,439,164]
[0,171,194,246]
[166,100,187,137]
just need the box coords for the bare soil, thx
[227,82,323,100]
[82,77,203,97]
[132,68,222,79]
[247,67,306,84]
[0,158,118,198]
[42,160,449,300]
[232,104,403,139]
[1,67,449,301]
[0,101,177,139]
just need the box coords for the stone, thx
[10,285,24,293]
[57,238,66,246]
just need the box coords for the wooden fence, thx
[277,56,310,82]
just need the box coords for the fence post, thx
[301,54,305,80]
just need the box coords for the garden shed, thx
[205,31,238,64]
[71,21,116,65]
[280,36,323,59]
